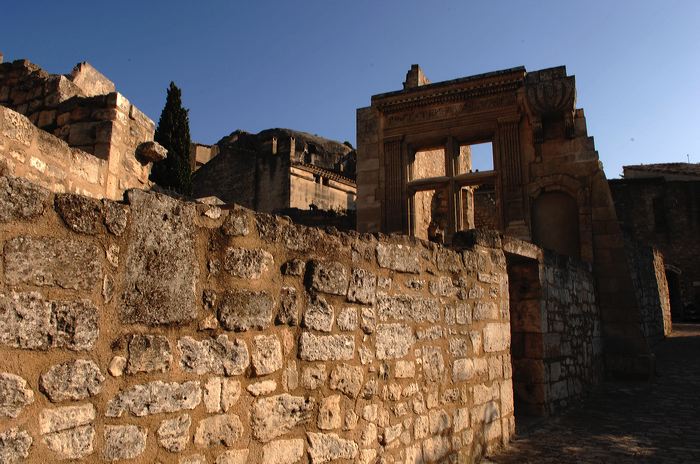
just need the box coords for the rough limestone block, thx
[277,287,299,326]
[39,404,95,434]
[436,247,463,273]
[180,454,206,464]
[422,435,451,462]
[343,410,358,430]
[422,347,445,382]
[42,424,94,460]
[103,425,147,461]
[452,358,475,382]
[0,428,32,463]
[454,407,470,432]
[215,449,249,464]
[308,260,349,295]
[382,423,402,444]
[0,175,50,223]
[360,422,378,447]
[178,335,249,376]
[194,414,243,448]
[375,324,415,360]
[329,364,363,398]
[217,290,274,331]
[126,334,172,374]
[483,323,510,352]
[359,449,378,464]
[301,365,327,390]
[414,415,429,439]
[474,302,498,321]
[262,438,305,464]
[376,294,440,323]
[307,432,358,463]
[347,268,377,305]
[360,307,376,334]
[317,395,342,430]
[120,190,198,325]
[246,380,277,396]
[0,373,34,418]
[251,394,316,442]
[0,292,99,351]
[157,414,191,452]
[108,356,127,377]
[221,208,249,236]
[298,332,355,362]
[102,199,129,236]
[281,259,305,276]
[394,360,415,379]
[303,296,334,333]
[336,307,357,331]
[428,409,451,434]
[54,193,103,234]
[203,377,223,413]
[376,243,420,273]
[106,380,201,417]
[224,247,274,279]
[221,378,241,411]
[251,335,283,376]
[3,236,101,291]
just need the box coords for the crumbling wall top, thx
[68,62,116,97]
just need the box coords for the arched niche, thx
[531,191,580,258]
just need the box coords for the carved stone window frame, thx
[406,136,498,243]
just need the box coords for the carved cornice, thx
[373,72,525,115]
[291,162,356,188]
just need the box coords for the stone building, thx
[0,54,164,199]
[610,163,700,321]
[356,64,671,384]
[190,143,220,171]
[192,128,357,214]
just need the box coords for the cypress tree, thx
[150,82,192,195]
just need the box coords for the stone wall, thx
[625,239,672,345]
[610,177,700,320]
[503,239,602,416]
[0,173,515,463]
[290,166,356,212]
[0,105,153,200]
[0,58,157,200]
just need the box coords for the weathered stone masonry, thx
[0,173,518,463]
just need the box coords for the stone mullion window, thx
[407,169,497,243]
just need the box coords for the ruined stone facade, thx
[356,65,665,377]
[610,163,700,321]
[192,129,356,214]
[0,57,163,200]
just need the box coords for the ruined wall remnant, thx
[193,128,357,214]
[610,172,700,321]
[0,173,517,463]
[356,64,664,377]
[625,240,673,344]
[0,58,160,200]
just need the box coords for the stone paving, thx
[484,324,700,464]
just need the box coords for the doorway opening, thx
[665,268,682,321]
[506,254,546,419]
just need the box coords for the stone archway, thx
[531,191,580,259]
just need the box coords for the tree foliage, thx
[150,82,192,195]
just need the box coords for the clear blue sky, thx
[3,0,699,177]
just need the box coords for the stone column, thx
[496,116,528,239]
[383,137,404,233]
